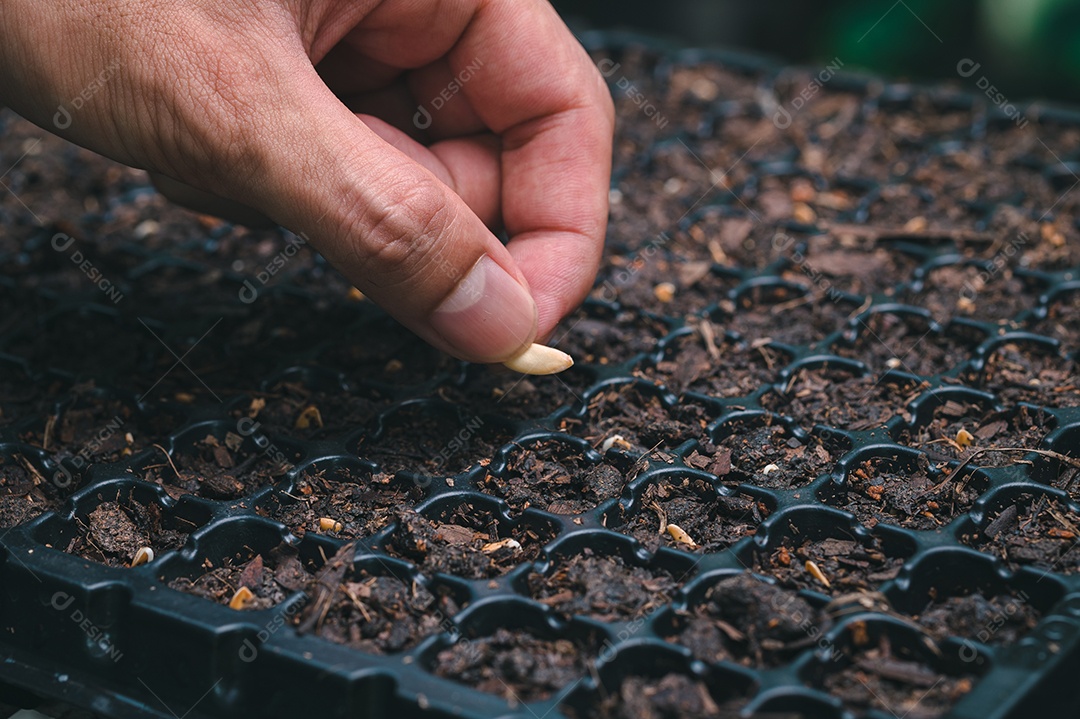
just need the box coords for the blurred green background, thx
[555,0,1080,102]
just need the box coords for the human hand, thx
[0,0,614,364]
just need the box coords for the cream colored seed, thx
[318,517,343,532]
[131,546,154,567]
[228,586,255,610]
[805,560,832,588]
[666,523,699,549]
[503,344,574,375]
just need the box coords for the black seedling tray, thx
[2,29,1080,719]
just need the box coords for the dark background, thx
[554,0,1080,102]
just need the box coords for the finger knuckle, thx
[350,174,454,283]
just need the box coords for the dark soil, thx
[554,307,669,367]
[357,405,513,478]
[260,465,424,539]
[724,286,861,349]
[481,438,619,515]
[668,573,827,668]
[967,342,1080,408]
[233,382,388,442]
[432,628,589,704]
[641,326,786,398]
[527,551,679,622]
[781,231,923,299]
[567,383,707,454]
[293,546,459,655]
[614,476,765,553]
[900,264,1037,327]
[19,385,173,466]
[961,493,1080,574]
[592,253,740,319]
[753,535,904,594]
[1030,288,1080,346]
[3,308,165,381]
[316,314,458,388]
[917,591,1041,647]
[676,213,806,271]
[142,433,297,500]
[761,366,920,432]
[694,419,839,491]
[826,454,983,531]
[0,453,66,527]
[0,365,59,430]
[168,541,310,610]
[437,368,584,422]
[824,634,975,719]
[65,497,193,566]
[899,402,1054,467]
[383,505,553,580]
[564,673,750,719]
[833,311,977,376]
[299,571,456,654]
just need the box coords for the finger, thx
[347,0,615,337]
[320,45,488,141]
[217,57,536,364]
[404,57,488,139]
[357,113,502,227]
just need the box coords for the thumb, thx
[222,67,538,364]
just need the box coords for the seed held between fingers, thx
[502,344,574,375]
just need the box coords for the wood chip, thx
[708,448,732,477]
[434,523,477,546]
[974,420,1007,441]
[983,504,1018,538]
[237,554,264,589]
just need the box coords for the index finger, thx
[336,0,614,337]
[452,0,614,336]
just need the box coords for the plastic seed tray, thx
[2,29,1080,719]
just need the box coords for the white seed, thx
[131,546,154,567]
[666,523,699,549]
[600,435,624,453]
[503,344,574,375]
[762,463,780,475]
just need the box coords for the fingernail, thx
[430,255,537,362]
